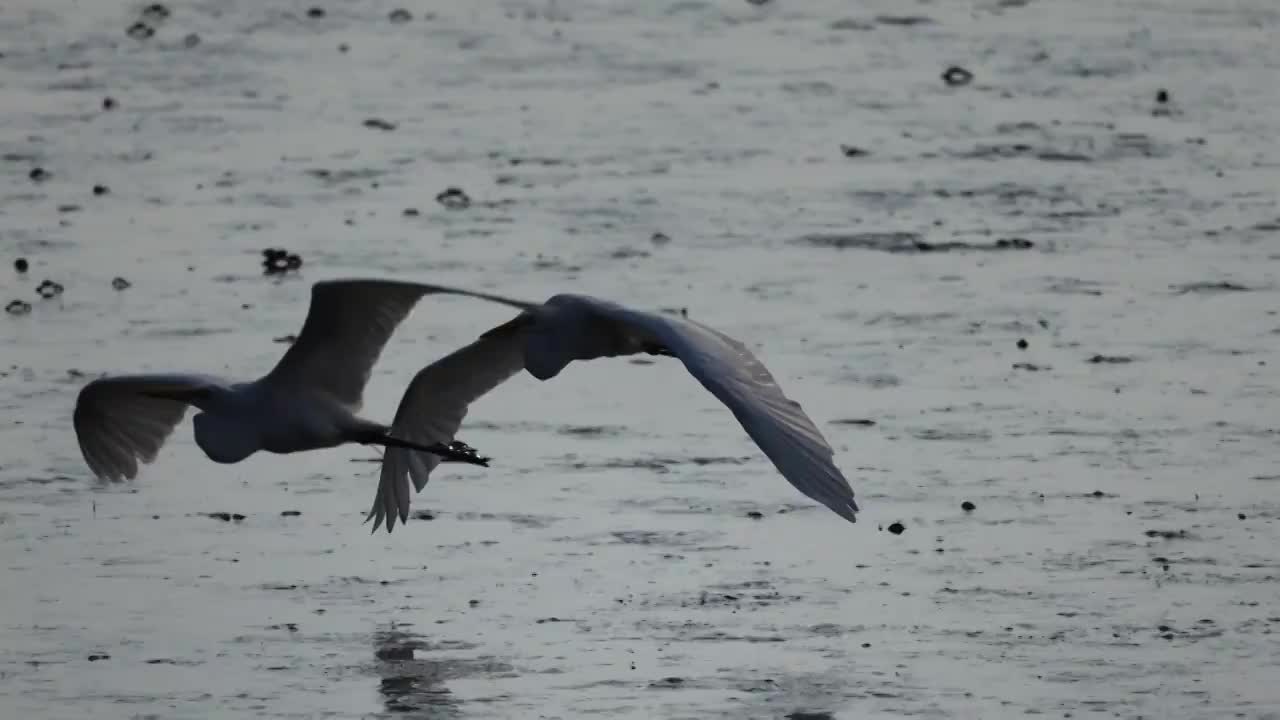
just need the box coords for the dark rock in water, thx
[141,3,171,21]
[468,599,480,607]
[263,255,289,275]
[1087,354,1134,364]
[1012,362,1045,371]
[436,187,471,210]
[1238,513,1246,520]
[412,510,436,521]
[102,97,117,110]
[182,33,201,48]
[402,207,420,217]
[14,258,28,273]
[650,676,685,688]
[887,522,905,535]
[1017,338,1028,350]
[746,511,764,519]
[1156,89,1170,104]
[839,144,870,157]
[961,501,976,512]
[994,237,1033,249]
[942,65,974,86]
[204,512,245,522]
[28,167,50,183]
[306,7,326,18]
[650,232,671,245]
[281,510,302,517]
[261,248,301,275]
[37,280,64,299]
[87,653,111,661]
[388,8,412,23]
[92,184,109,196]
[5,299,32,316]
[831,418,876,426]
[273,334,297,344]
[126,22,155,40]
[111,277,131,291]
[363,117,397,131]
[786,713,836,720]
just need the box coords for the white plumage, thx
[367,286,860,532]
[73,280,491,483]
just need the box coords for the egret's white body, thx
[367,285,861,532]
[73,280,490,482]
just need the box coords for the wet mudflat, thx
[3,0,1280,718]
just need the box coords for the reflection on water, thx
[370,624,514,718]
[372,626,464,718]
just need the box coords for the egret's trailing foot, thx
[367,433,490,467]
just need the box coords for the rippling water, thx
[3,0,1280,718]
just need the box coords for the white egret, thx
[73,280,493,482]
[368,285,859,532]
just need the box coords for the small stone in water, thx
[37,280,65,299]
[436,187,471,210]
[126,22,155,40]
[942,66,974,86]
[14,258,29,273]
[363,118,397,131]
[111,277,131,291]
[887,522,905,535]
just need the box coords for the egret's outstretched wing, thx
[570,297,860,523]
[368,318,530,532]
[73,373,220,481]
[264,279,539,409]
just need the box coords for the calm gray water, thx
[3,0,1279,718]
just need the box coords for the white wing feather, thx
[569,297,860,523]
[73,373,223,481]
[368,317,531,532]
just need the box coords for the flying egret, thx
[73,280,494,483]
[367,285,860,532]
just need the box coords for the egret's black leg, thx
[365,433,491,467]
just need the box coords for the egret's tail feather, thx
[364,436,491,533]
